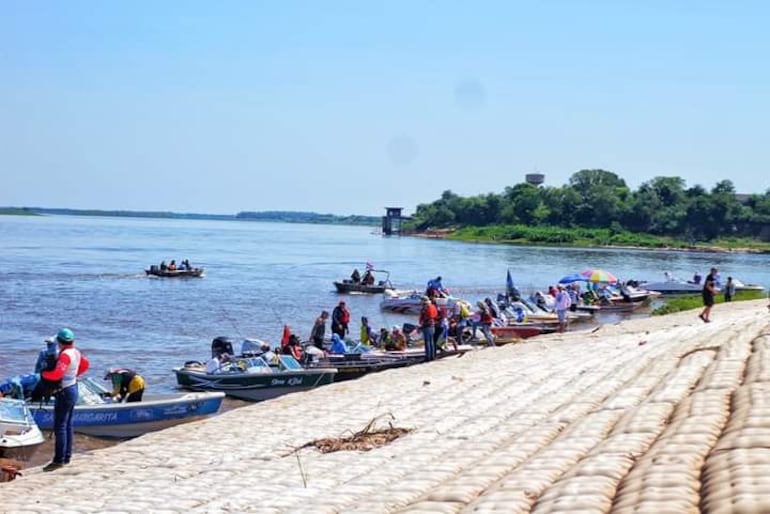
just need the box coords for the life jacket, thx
[420,304,438,327]
[59,348,82,388]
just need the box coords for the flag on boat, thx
[366,261,375,271]
[506,269,515,294]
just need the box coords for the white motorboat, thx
[380,290,470,315]
[639,273,764,295]
[0,398,44,461]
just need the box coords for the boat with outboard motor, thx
[636,273,765,295]
[380,290,471,315]
[174,337,337,401]
[334,269,394,294]
[145,265,204,278]
[0,397,44,461]
[29,377,225,438]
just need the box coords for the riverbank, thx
[411,228,770,254]
[3,300,770,512]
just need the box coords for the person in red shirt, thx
[419,297,438,361]
[42,328,90,471]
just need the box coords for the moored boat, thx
[0,398,44,461]
[491,324,550,340]
[306,350,412,382]
[29,377,225,438]
[174,354,337,402]
[380,290,470,315]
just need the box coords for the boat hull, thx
[1,398,44,461]
[491,325,546,340]
[333,281,390,294]
[145,268,204,278]
[30,392,225,438]
[0,438,43,462]
[173,368,337,402]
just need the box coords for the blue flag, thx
[506,269,515,294]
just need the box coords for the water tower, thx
[525,173,545,186]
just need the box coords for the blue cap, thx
[56,328,75,344]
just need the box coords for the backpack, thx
[29,377,61,403]
[30,350,61,403]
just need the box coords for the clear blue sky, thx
[1,1,768,216]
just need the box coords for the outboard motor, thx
[149,265,159,273]
[211,336,234,359]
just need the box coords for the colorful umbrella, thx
[579,269,618,283]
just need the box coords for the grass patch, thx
[652,290,766,316]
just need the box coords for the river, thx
[1,214,768,393]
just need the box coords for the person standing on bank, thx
[42,328,90,471]
[331,301,350,339]
[419,296,438,361]
[699,267,718,323]
[310,310,329,350]
[724,276,736,302]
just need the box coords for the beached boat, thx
[29,377,225,438]
[174,354,337,402]
[334,269,394,294]
[145,265,204,278]
[0,398,44,461]
[491,321,559,341]
[306,350,412,382]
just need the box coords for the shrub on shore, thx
[652,290,765,316]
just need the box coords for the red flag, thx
[280,325,291,347]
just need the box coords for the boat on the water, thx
[174,340,337,401]
[29,377,225,438]
[380,290,470,315]
[334,269,394,294]
[145,265,204,278]
[0,398,44,461]
[637,273,765,295]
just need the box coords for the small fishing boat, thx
[29,377,225,438]
[0,398,44,461]
[174,354,337,402]
[145,265,204,278]
[306,349,413,382]
[334,269,394,294]
[491,323,553,341]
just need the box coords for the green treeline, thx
[404,170,770,245]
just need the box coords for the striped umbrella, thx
[579,269,619,283]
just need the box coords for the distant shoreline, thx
[0,207,380,226]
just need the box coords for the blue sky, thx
[1,1,768,216]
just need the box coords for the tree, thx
[568,169,630,227]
